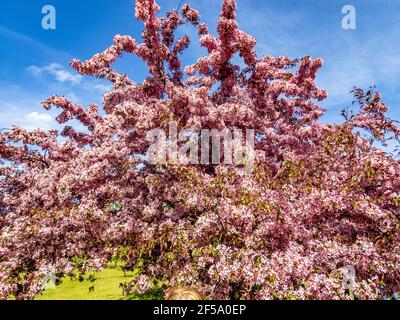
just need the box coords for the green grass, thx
[36,268,137,300]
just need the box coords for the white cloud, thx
[27,63,82,85]
[26,65,42,76]
[26,112,53,123]
[0,83,57,131]
[93,83,112,92]
[23,112,56,131]
[26,63,112,99]
[0,107,57,132]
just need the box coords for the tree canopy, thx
[1,0,399,300]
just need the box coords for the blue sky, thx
[0,0,399,132]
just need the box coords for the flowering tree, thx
[1,0,400,300]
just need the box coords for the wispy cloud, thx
[26,62,112,95]
[0,25,70,59]
[26,112,53,123]
[228,1,400,109]
[92,83,113,93]
[0,83,57,131]
[0,69,111,132]
[0,105,58,132]
[318,27,400,107]
[27,63,82,85]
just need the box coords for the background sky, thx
[0,0,399,134]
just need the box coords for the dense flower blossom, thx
[0,0,399,300]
